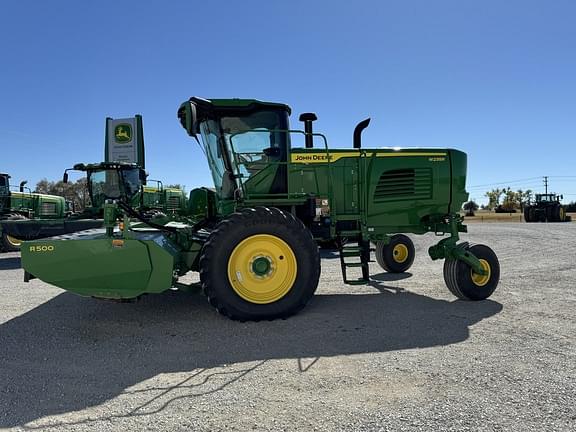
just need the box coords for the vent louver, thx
[40,202,57,216]
[167,196,181,210]
[374,168,432,202]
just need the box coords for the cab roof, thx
[189,97,291,115]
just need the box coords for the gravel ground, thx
[0,223,575,431]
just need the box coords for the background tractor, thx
[21,97,501,321]
[0,172,67,252]
[1,164,188,251]
[523,193,570,223]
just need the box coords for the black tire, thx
[523,206,532,223]
[552,205,565,223]
[546,205,556,222]
[443,244,500,301]
[0,214,27,252]
[199,207,320,321]
[375,234,415,273]
[538,210,546,222]
[528,207,536,223]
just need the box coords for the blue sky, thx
[1,0,575,204]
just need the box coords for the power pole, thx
[544,176,548,194]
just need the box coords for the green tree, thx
[35,178,90,211]
[165,184,185,192]
[463,200,479,216]
[485,188,504,211]
[501,188,519,211]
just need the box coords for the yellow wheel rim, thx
[471,259,491,287]
[6,235,22,247]
[227,234,297,304]
[560,207,566,221]
[392,243,409,263]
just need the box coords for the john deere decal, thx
[114,124,132,144]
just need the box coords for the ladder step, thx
[341,246,362,251]
[345,279,369,285]
[343,262,364,268]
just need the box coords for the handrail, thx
[228,129,335,210]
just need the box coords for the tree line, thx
[35,178,91,211]
[463,187,576,215]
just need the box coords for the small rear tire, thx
[375,234,415,273]
[443,244,500,301]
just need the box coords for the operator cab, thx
[64,163,145,208]
[178,97,291,199]
[535,194,561,203]
[0,173,9,195]
[0,173,9,211]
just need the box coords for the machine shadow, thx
[0,256,21,270]
[0,289,502,427]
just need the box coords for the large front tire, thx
[443,244,500,301]
[375,234,415,273]
[199,207,320,321]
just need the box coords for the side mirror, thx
[63,172,69,183]
[178,102,199,137]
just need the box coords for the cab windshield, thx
[0,176,8,195]
[88,168,142,207]
[198,110,289,198]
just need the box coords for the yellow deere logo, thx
[114,124,132,143]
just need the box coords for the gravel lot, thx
[1,223,575,431]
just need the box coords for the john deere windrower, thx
[22,97,500,321]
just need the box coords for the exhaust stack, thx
[353,118,371,149]
[299,113,318,148]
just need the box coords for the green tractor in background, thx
[523,193,570,223]
[0,172,67,252]
[141,182,188,219]
[1,164,188,251]
[22,97,500,321]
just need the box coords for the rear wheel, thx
[375,234,415,273]
[523,206,532,222]
[546,205,556,222]
[0,214,27,252]
[443,244,500,301]
[538,210,546,222]
[552,205,566,222]
[199,207,320,321]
